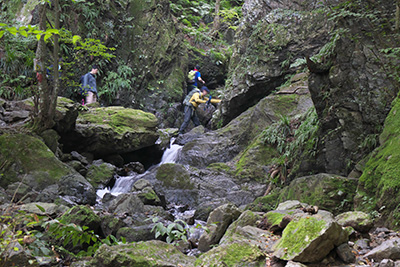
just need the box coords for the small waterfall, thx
[160,137,182,164]
[97,137,182,198]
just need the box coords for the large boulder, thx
[178,91,313,169]
[335,211,373,233]
[62,107,159,157]
[363,238,400,262]
[273,211,348,263]
[277,173,358,214]
[143,163,264,211]
[195,241,266,267]
[85,241,195,267]
[198,203,241,252]
[0,133,76,190]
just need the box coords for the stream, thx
[95,138,205,253]
[96,137,182,198]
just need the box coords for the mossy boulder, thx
[0,133,75,190]
[88,241,195,267]
[179,87,313,169]
[273,211,348,263]
[356,97,400,228]
[54,97,79,133]
[195,241,266,267]
[234,136,278,182]
[86,161,116,189]
[155,163,194,190]
[59,205,102,235]
[278,173,358,214]
[335,211,373,233]
[66,107,159,156]
[198,203,241,252]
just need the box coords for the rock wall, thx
[308,1,399,175]
[217,0,338,125]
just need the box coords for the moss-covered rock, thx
[335,211,373,233]
[59,205,102,235]
[86,161,116,189]
[156,163,194,190]
[89,241,195,267]
[273,211,348,263]
[356,97,400,228]
[234,136,278,182]
[0,133,74,190]
[279,173,358,214]
[65,106,159,156]
[195,241,266,267]
[246,189,282,212]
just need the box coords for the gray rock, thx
[273,210,348,263]
[88,241,195,266]
[336,243,356,263]
[116,225,155,242]
[286,261,308,267]
[198,203,241,252]
[335,211,373,233]
[107,193,145,216]
[19,202,68,216]
[379,259,395,267]
[364,238,400,261]
[276,200,305,211]
[58,174,96,205]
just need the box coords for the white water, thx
[96,138,182,199]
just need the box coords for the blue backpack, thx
[79,73,88,96]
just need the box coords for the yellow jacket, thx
[189,92,221,109]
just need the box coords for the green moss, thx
[265,211,287,227]
[279,174,357,214]
[274,217,326,259]
[234,136,278,182]
[0,134,72,189]
[247,190,282,212]
[86,163,114,188]
[195,242,265,266]
[357,97,400,228]
[156,163,194,190]
[207,162,233,173]
[77,107,158,136]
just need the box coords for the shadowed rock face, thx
[218,0,338,126]
[308,10,398,175]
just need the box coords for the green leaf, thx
[8,27,18,35]
[72,35,81,45]
[35,204,46,212]
[0,31,4,39]
[36,34,41,41]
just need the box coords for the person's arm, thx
[196,72,205,84]
[192,92,208,104]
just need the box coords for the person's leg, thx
[179,106,193,134]
[192,110,200,127]
[86,91,94,104]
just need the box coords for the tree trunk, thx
[50,0,60,123]
[34,1,61,132]
[35,3,53,131]
[211,0,221,37]
[396,0,400,31]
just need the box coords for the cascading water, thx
[96,137,182,198]
[97,137,205,254]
